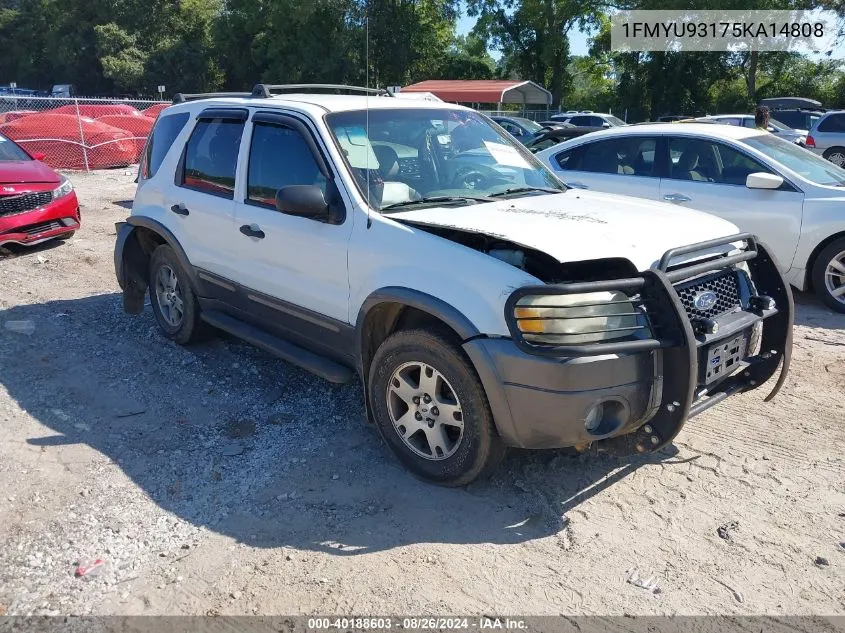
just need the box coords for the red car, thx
[0,131,80,247]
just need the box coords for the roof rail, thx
[251,83,392,98]
[172,91,252,104]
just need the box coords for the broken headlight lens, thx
[514,291,649,345]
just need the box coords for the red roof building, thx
[401,80,552,105]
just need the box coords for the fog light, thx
[584,403,604,433]
[750,295,776,311]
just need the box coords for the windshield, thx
[743,133,845,186]
[513,117,543,133]
[0,133,31,161]
[325,108,565,211]
[606,115,627,126]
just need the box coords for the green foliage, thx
[0,0,842,116]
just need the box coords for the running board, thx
[200,310,355,384]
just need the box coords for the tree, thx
[94,23,146,92]
[467,0,605,106]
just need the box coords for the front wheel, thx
[811,237,845,313]
[368,328,505,486]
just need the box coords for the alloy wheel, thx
[154,264,184,327]
[827,151,845,167]
[386,361,464,460]
[824,249,845,306]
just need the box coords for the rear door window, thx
[817,113,845,132]
[572,137,658,177]
[180,117,245,199]
[142,112,189,179]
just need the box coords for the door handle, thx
[567,181,589,189]
[239,223,265,239]
[170,203,189,216]
[663,193,691,203]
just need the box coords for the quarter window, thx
[247,122,326,208]
[142,112,189,179]
[180,118,245,199]
[668,137,772,185]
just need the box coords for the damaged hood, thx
[389,190,742,271]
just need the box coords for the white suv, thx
[115,85,792,485]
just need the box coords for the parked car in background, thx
[141,103,171,119]
[0,131,80,247]
[699,114,806,145]
[550,112,628,128]
[758,97,824,135]
[537,120,570,129]
[657,115,694,122]
[524,126,604,152]
[114,86,791,484]
[537,123,845,311]
[806,110,845,167]
[0,113,138,170]
[51,84,75,98]
[489,116,543,144]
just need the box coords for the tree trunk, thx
[745,50,758,103]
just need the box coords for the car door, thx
[660,136,805,270]
[230,110,353,350]
[550,135,662,200]
[170,107,246,282]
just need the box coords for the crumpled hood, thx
[0,160,61,184]
[390,190,742,271]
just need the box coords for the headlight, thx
[52,175,73,199]
[514,291,648,345]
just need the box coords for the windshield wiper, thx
[488,186,566,198]
[380,195,495,212]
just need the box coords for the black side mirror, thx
[275,185,343,225]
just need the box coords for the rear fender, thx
[114,217,197,314]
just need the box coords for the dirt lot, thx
[0,170,843,617]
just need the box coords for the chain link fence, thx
[0,95,169,171]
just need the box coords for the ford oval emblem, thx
[693,290,718,312]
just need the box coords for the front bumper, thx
[0,192,80,246]
[465,234,793,452]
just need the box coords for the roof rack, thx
[251,83,392,98]
[172,91,252,104]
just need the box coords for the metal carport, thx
[400,80,552,106]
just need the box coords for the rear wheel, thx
[822,147,845,167]
[368,328,505,486]
[148,244,209,343]
[811,237,845,313]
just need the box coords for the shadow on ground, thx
[792,290,844,330]
[1,293,682,555]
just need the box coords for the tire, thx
[148,244,209,343]
[822,147,845,168]
[57,231,76,241]
[368,328,505,486]
[810,236,845,314]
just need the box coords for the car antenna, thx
[365,13,373,229]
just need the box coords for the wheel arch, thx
[116,216,198,314]
[805,229,845,291]
[355,288,483,423]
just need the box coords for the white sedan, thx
[537,123,845,312]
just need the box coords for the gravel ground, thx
[0,169,843,617]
